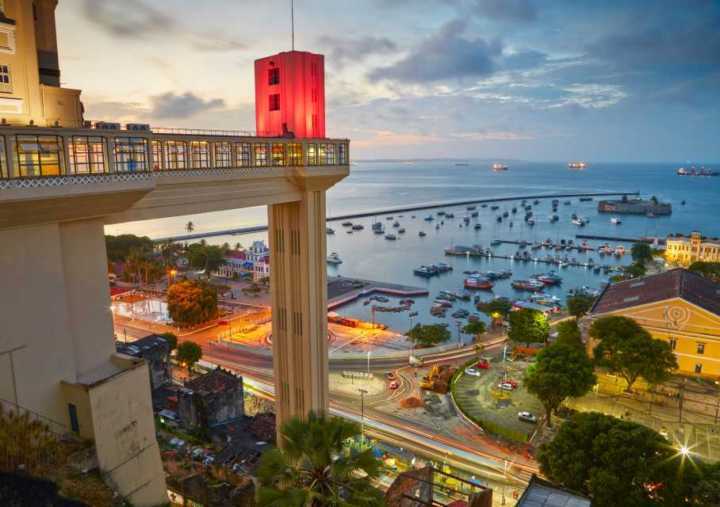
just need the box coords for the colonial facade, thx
[665,232,720,266]
[586,269,720,378]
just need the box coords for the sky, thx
[56,0,720,163]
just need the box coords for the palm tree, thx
[257,412,384,506]
[186,221,194,233]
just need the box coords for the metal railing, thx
[148,126,256,137]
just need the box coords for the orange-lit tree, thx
[167,279,218,326]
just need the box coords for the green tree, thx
[566,293,595,318]
[590,316,677,391]
[631,242,653,264]
[159,332,178,351]
[623,261,646,279]
[508,308,549,345]
[176,341,202,372]
[463,320,486,336]
[406,324,451,347]
[555,319,583,348]
[187,243,226,273]
[688,261,720,283]
[525,343,596,427]
[257,411,384,506]
[538,412,674,506]
[167,279,219,326]
[105,234,154,262]
[476,297,513,318]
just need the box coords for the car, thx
[191,447,206,460]
[476,359,491,369]
[202,455,215,466]
[386,372,397,381]
[464,367,482,377]
[497,382,515,391]
[505,379,519,388]
[518,411,537,423]
[389,381,400,390]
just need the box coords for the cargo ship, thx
[491,163,509,172]
[568,161,588,170]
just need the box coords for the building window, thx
[287,143,302,166]
[15,135,64,176]
[0,64,11,93]
[113,137,148,172]
[268,67,280,85]
[254,144,268,166]
[306,143,317,165]
[214,142,232,168]
[697,343,705,355]
[271,143,286,166]
[237,143,251,166]
[68,403,79,433]
[338,143,347,164]
[69,136,106,174]
[151,140,163,170]
[324,143,336,165]
[317,143,326,165]
[0,135,6,178]
[695,363,703,374]
[164,140,187,170]
[269,94,280,111]
[669,337,677,350]
[189,141,209,169]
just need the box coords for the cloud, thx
[188,35,248,52]
[471,0,537,22]
[318,35,397,67]
[149,93,226,119]
[82,0,173,38]
[368,19,502,83]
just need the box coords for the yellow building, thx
[0,0,82,127]
[665,231,720,266]
[586,269,720,379]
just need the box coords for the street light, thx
[358,388,368,445]
[367,349,371,375]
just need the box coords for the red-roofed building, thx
[586,268,720,378]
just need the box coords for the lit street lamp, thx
[358,388,368,445]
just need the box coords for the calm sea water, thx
[107,161,720,336]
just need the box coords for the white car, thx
[497,382,515,391]
[465,367,482,377]
[518,411,538,423]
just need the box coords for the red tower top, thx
[254,51,325,139]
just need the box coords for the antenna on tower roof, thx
[291,0,295,51]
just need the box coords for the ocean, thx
[107,160,720,337]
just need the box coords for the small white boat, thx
[610,217,622,225]
[327,252,343,265]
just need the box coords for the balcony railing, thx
[0,125,349,181]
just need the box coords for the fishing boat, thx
[418,231,427,237]
[511,279,545,292]
[436,262,453,273]
[568,161,588,170]
[352,224,364,230]
[467,206,477,211]
[341,221,353,227]
[446,212,455,219]
[393,221,400,228]
[490,205,500,210]
[610,217,622,225]
[413,266,437,278]
[474,223,482,230]
[326,252,343,265]
[398,228,406,234]
[579,197,593,202]
[571,217,587,227]
[533,271,562,285]
[424,215,434,221]
[471,211,479,217]
[326,227,335,235]
[464,276,494,290]
[385,233,397,240]
[491,239,502,246]
[491,163,509,171]
[527,218,535,226]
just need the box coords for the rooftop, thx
[185,367,240,394]
[517,475,591,507]
[590,268,720,316]
[116,334,169,357]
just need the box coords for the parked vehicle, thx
[518,411,538,423]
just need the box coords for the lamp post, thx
[367,349,371,375]
[358,388,368,445]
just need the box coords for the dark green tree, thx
[463,320,487,336]
[688,261,720,283]
[555,319,583,349]
[566,293,595,318]
[590,316,677,391]
[105,234,154,262]
[631,242,653,264]
[623,262,647,279]
[476,297,513,318]
[538,412,674,506]
[508,308,549,345]
[257,412,384,506]
[406,324,451,347]
[186,243,226,273]
[525,343,596,427]
[159,332,178,351]
[176,341,202,372]
[167,279,219,326]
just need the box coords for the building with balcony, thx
[0,2,349,505]
[665,232,720,266]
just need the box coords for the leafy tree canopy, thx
[463,320,487,335]
[688,261,720,283]
[508,308,549,345]
[525,343,596,426]
[631,242,653,263]
[566,293,596,318]
[159,332,178,351]
[105,234,154,262]
[590,316,677,390]
[476,297,513,318]
[176,341,202,371]
[406,324,451,347]
[257,411,384,506]
[186,243,226,273]
[167,279,219,326]
[555,319,583,349]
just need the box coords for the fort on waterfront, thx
[597,196,672,215]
